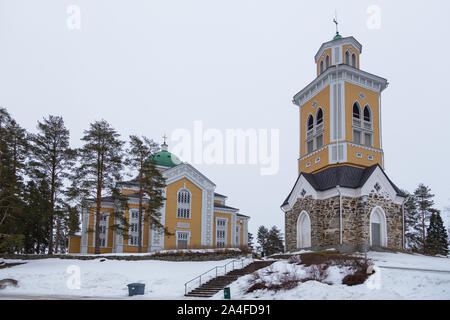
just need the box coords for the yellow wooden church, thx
[69,141,250,254]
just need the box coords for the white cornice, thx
[293,65,388,107]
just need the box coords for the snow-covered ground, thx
[0,251,449,300]
[211,252,450,300]
[0,257,241,299]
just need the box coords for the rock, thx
[99,258,106,262]
[366,265,375,275]
[0,279,18,289]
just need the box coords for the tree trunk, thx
[138,161,143,253]
[50,163,56,255]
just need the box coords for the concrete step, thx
[185,260,276,297]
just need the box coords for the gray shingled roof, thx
[282,164,406,207]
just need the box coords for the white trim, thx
[215,217,228,247]
[296,211,311,249]
[175,230,191,248]
[369,206,388,247]
[282,166,406,212]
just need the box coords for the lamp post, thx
[362,195,368,260]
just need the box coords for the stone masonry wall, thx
[285,191,403,252]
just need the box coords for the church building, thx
[281,29,407,252]
[69,140,250,254]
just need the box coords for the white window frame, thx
[93,211,109,248]
[128,209,144,246]
[176,230,191,248]
[176,188,192,219]
[215,217,228,248]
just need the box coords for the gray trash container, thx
[127,283,145,296]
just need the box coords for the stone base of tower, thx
[282,165,406,253]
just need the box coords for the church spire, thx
[333,12,342,40]
[161,134,168,151]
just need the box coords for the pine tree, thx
[0,108,28,253]
[266,226,284,255]
[29,115,75,254]
[256,225,269,254]
[414,184,435,253]
[72,120,125,254]
[247,232,254,251]
[126,135,168,253]
[425,211,449,256]
[404,191,423,251]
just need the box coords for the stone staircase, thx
[185,260,275,298]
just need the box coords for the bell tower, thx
[294,30,388,174]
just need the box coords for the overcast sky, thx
[1,0,450,237]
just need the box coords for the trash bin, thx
[224,287,231,300]
[127,283,145,296]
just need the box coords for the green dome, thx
[333,33,342,40]
[147,143,181,168]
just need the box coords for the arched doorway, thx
[297,211,311,249]
[370,207,387,247]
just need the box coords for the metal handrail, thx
[184,258,253,295]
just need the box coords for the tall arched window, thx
[325,55,330,69]
[319,61,324,74]
[315,108,324,149]
[307,115,314,131]
[353,102,361,120]
[352,102,362,144]
[316,108,323,125]
[345,51,350,65]
[177,189,191,219]
[363,105,372,122]
[363,105,373,146]
[352,53,357,67]
[306,115,314,154]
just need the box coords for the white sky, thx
[1,0,450,237]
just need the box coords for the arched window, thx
[177,189,191,219]
[325,55,330,69]
[363,105,372,122]
[307,115,314,131]
[316,108,323,125]
[306,115,314,154]
[352,103,361,119]
[297,211,311,249]
[352,53,357,67]
[345,51,350,65]
[320,61,324,74]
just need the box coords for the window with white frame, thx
[176,231,190,248]
[236,225,241,246]
[306,114,314,154]
[128,210,143,246]
[352,53,357,67]
[353,129,362,144]
[216,218,227,247]
[177,189,191,219]
[98,212,109,248]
